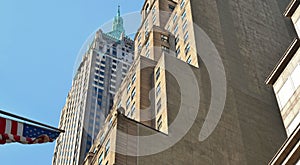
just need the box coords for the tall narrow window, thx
[152,6,156,14]
[156,67,161,81]
[174,25,179,34]
[157,115,162,130]
[99,152,104,165]
[182,20,188,31]
[146,50,150,58]
[126,97,130,109]
[138,33,141,42]
[156,82,161,96]
[173,13,178,23]
[132,73,136,84]
[145,40,150,49]
[181,10,187,20]
[184,31,189,43]
[157,98,162,113]
[127,83,131,93]
[105,140,110,157]
[175,36,179,46]
[185,43,190,55]
[176,47,181,57]
[152,14,157,24]
[180,0,185,9]
[145,4,150,14]
[131,102,136,117]
[131,87,136,100]
[187,55,192,64]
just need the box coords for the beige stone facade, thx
[84,0,296,164]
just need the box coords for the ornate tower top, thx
[109,5,125,39]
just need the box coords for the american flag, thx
[0,117,60,144]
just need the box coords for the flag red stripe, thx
[14,135,20,142]
[0,118,6,134]
[11,120,18,135]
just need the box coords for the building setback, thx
[267,0,300,164]
[85,0,297,164]
[52,7,134,165]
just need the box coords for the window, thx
[105,140,110,157]
[175,36,179,46]
[276,63,300,109]
[173,13,178,23]
[138,43,142,50]
[295,18,300,36]
[157,98,162,113]
[156,82,161,96]
[145,4,150,14]
[126,97,130,109]
[112,51,117,56]
[138,34,141,42]
[169,5,175,11]
[161,35,169,42]
[184,31,189,43]
[152,14,157,23]
[127,83,131,93]
[162,46,170,52]
[287,111,300,136]
[145,31,149,37]
[181,10,187,20]
[98,152,104,165]
[291,64,300,88]
[132,73,136,84]
[187,55,192,64]
[145,40,150,49]
[145,19,149,30]
[180,0,186,9]
[100,66,105,70]
[156,67,161,81]
[117,101,121,108]
[174,25,179,34]
[277,78,294,109]
[131,87,136,100]
[176,47,181,57]
[152,6,156,14]
[157,115,162,130]
[185,43,190,55]
[131,102,136,117]
[145,50,150,58]
[182,20,188,31]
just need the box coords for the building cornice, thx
[269,124,300,165]
[265,38,300,85]
[284,0,300,17]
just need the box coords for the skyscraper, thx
[83,0,296,164]
[267,0,300,164]
[52,6,134,165]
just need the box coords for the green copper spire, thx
[108,5,125,39]
[117,5,121,17]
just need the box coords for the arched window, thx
[145,3,150,14]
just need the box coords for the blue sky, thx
[0,0,142,164]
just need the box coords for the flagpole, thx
[0,109,65,133]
